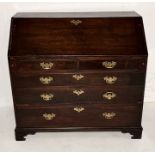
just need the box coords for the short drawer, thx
[16,104,142,128]
[12,71,145,88]
[14,86,144,105]
[79,57,147,70]
[9,59,77,73]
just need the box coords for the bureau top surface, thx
[8,12,148,56]
[14,12,140,18]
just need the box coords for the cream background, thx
[0,2,155,151]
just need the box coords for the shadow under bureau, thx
[8,12,148,141]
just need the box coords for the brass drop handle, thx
[104,76,117,84]
[102,92,116,100]
[102,61,117,69]
[70,19,82,26]
[40,93,54,101]
[73,89,84,96]
[72,74,84,81]
[74,106,85,113]
[43,113,56,120]
[102,112,116,119]
[40,76,53,84]
[40,62,54,70]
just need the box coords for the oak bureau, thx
[8,12,148,141]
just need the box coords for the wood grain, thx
[8,12,148,140]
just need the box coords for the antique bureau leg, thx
[15,128,36,141]
[15,127,143,140]
[122,127,143,139]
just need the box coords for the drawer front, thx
[16,104,142,128]
[79,57,146,70]
[11,17,147,56]
[14,86,144,105]
[9,57,147,73]
[12,72,145,88]
[10,59,77,73]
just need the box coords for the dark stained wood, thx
[9,56,147,73]
[13,86,144,105]
[8,12,148,140]
[8,12,148,56]
[122,127,143,139]
[15,129,35,141]
[12,71,145,88]
[15,127,143,141]
[9,59,77,72]
[16,104,142,128]
[79,56,147,70]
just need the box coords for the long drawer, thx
[13,86,144,105]
[16,104,142,128]
[12,71,145,88]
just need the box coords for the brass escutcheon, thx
[102,112,116,119]
[104,76,117,84]
[102,61,117,69]
[43,113,56,120]
[40,62,54,70]
[73,89,84,96]
[72,74,84,81]
[40,76,53,84]
[70,19,82,26]
[102,92,116,100]
[74,106,85,113]
[40,93,54,101]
